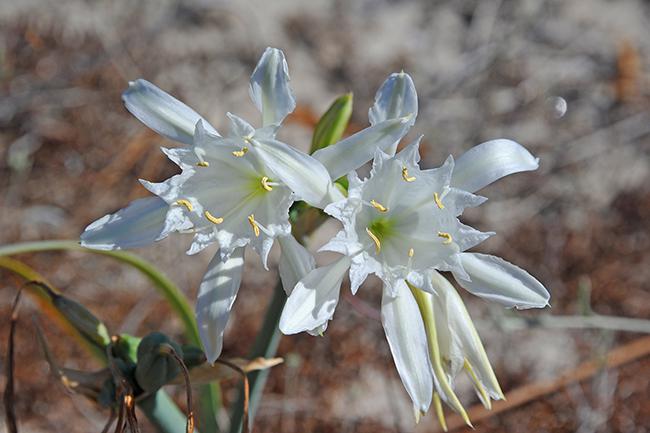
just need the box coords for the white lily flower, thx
[280,137,549,416]
[81,47,339,362]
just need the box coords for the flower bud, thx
[135,332,183,392]
[39,282,111,348]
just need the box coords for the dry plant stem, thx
[216,359,251,433]
[3,291,22,433]
[502,314,650,334]
[101,408,117,433]
[440,335,650,432]
[161,344,195,433]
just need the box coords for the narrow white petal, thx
[454,253,550,309]
[196,248,245,364]
[381,281,433,413]
[249,47,296,126]
[312,116,413,181]
[252,138,333,208]
[431,271,503,400]
[369,72,418,127]
[278,235,315,296]
[451,139,539,193]
[80,197,190,250]
[122,79,218,144]
[279,256,351,335]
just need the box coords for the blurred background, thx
[1,0,649,432]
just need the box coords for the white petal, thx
[451,139,539,193]
[312,116,413,181]
[431,271,503,400]
[279,256,351,335]
[195,248,245,364]
[454,253,550,309]
[369,72,418,127]
[381,281,433,413]
[226,112,256,138]
[80,197,190,250]
[278,235,315,296]
[252,138,333,208]
[395,136,422,165]
[122,79,219,144]
[249,47,296,126]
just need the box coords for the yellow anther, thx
[365,227,381,254]
[261,176,273,191]
[248,214,260,237]
[196,161,210,167]
[232,147,249,157]
[434,192,445,209]
[402,166,416,182]
[370,199,388,213]
[408,248,414,258]
[204,211,223,225]
[175,199,193,212]
[438,232,453,244]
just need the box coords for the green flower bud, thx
[310,93,353,154]
[135,332,183,392]
[39,283,111,348]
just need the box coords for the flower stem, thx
[229,280,286,433]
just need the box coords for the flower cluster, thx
[81,47,549,426]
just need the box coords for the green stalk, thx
[229,281,285,433]
[139,390,198,433]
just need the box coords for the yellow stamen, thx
[370,199,388,212]
[434,192,445,209]
[261,176,273,191]
[408,248,414,258]
[464,359,491,410]
[196,160,209,167]
[232,146,249,157]
[438,232,453,244]
[175,199,193,212]
[204,211,223,225]
[248,214,260,237]
[365,227,381,254]
[433,393,448,432]
[402,166,416,182]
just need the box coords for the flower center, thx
[367,217,396,243]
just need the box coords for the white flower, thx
[82,47,341,363]
[280,137,550,415]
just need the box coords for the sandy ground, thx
[1,1,649,432]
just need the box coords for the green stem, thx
[229,281,285,433]
[139,390,199,433]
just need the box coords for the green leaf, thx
[310,93,353,154]
[0,240,199,345]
